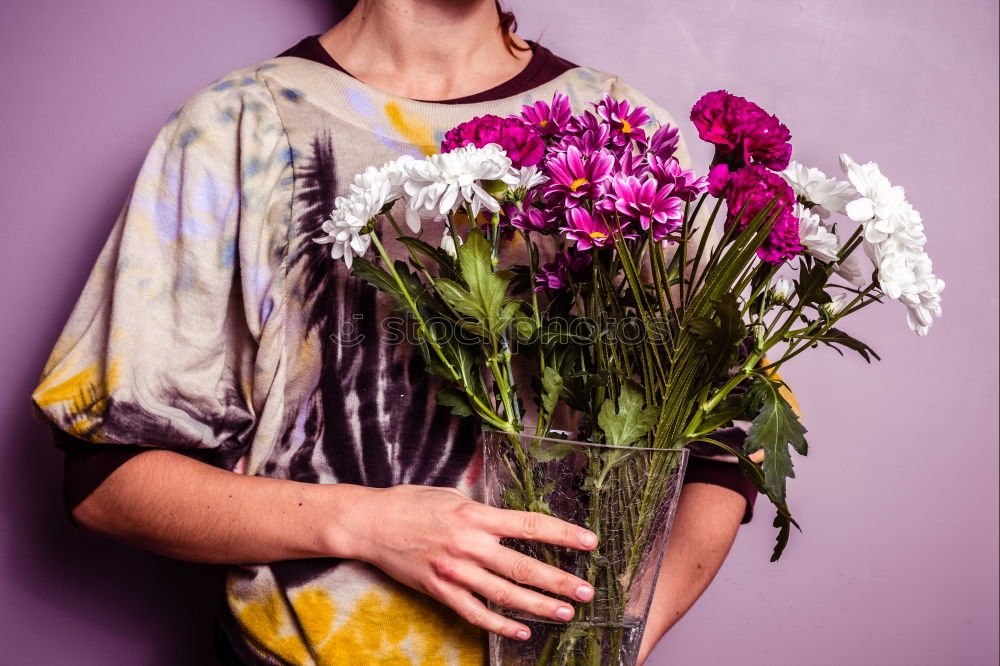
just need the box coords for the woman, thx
[30,1,758,663]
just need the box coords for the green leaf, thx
[597,380,657,448]
[809,327,881,363]
[433,278,486,321]
[688,396,747,438]
[795,262,832,307]
[436,387,474,418]
[350,257,403,302]
[539,365,563,421]
[690,433,801,561]
[495,299,523,334]
[456,229,514,326]
[503,485,526,511]
[743,376,809,505]
[529,439,576,463]
[510,314,537,343]
[397,236,459,278]
[688,294,746,377]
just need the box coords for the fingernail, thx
[580,532,597,547]
[516,629,529,641]
[555,606,574,621]
[575,585,593,601]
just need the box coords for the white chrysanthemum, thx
[875,251,944,336]
[832,254,867,287]
[508,165,548,194]
[402,143,516,223]
[839,153,943,334]
[781,161,856,218]
[839,154,914,240]
[313,186,389,268]
[794,203,841,263]
[351,154,415,208]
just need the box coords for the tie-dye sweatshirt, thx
[30,43,760,665]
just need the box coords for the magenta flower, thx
[594,94,650,148]
[608,175,684,242]
[724,165,802,264]
[544,146,615,204]
[640,124,680,162]
[556,111,613,155]
[510,206,558,234]
[612,149,645,178]
[690,90,792,171]
[534,248,593,291]
[442,114,545,167]
[707,164,732,197]
[520,91,572,138]
[646,157,708,202]
[561,206,618,250]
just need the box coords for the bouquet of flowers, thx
[315,90,943,665]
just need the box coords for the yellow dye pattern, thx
[384,101,437,156]
[31,357,119,437]
[236,584,485,665]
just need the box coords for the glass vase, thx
[482,429,689,666]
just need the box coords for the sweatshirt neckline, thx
[276,34,578,107]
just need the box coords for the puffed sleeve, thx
[29,68,292,472]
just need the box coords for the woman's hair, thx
[496,1,531,55]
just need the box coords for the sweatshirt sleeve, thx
[29,67,292,473]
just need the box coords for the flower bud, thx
[820,293,849,318]
[770,278,793,304]
[440,229,460,258]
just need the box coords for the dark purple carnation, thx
[707,164,732,197]
[690,90,793,171]
[724,165,802,264]
[442,114,546,168]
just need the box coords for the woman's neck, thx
[318,0,532,101]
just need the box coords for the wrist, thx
[314,482,380,561]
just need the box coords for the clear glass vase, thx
[482,429,689,666]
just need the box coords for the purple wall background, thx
[1,0,996,664]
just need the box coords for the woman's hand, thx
[339,484,598,641]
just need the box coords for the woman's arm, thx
[74,448,600,642]
[637,482,746,664]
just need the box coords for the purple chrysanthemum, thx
[639,124,680,162]
[724,165,802,264]
[556,111,613,155]
[544,146,615,204]
[442,114,546,168]
[510,206,558,234]
[607,175,685,242]
[646,157,708,202]
[561,206,620,250]
[534,248,593,291]
[594,94,650,148]
[690,90,793,171]
[520,91,572,138]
